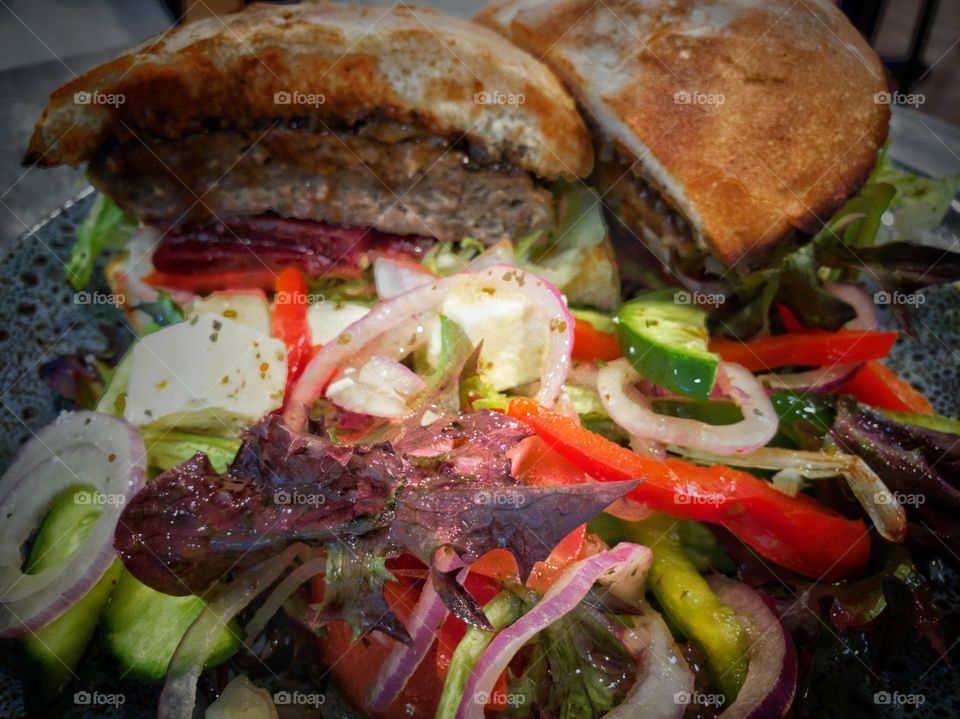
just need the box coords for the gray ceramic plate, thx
[1,114,959,716]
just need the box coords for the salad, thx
[1,144,959,719]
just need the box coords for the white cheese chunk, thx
[188,291,271,334]
[306,301,370,345]
[428,279,548,391]
[124,313,287,432]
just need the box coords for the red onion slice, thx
[598,360,778,456]
[327,356,428,419]
[0,411,146,637]
[826,282,880,330]
[374,256,437,300]
[707,576,797,719]
[604,612,694,719]
[758,363,862,394]
[366,551,465,711]
[285,266,572,431]
[455,542,652,719]
[159,543,312,719]
[466,240,516,271]
[243,554,326,642]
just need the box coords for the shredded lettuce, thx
[67,194,137,290]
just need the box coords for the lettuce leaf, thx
[66,194,137,290]
[870,149,960,239]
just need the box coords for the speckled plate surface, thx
[0,179,958,717]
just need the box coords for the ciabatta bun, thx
[25,3,592,181]
[477,0,890,267]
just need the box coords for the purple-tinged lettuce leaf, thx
[40,323,132,409]
[829,400,960,558]
[304,532,410,643]
[114,417,407,595]
[114,411,637,640]
[391,480,639,579]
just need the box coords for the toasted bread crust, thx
[25,3,592,180]
[477,0,890,266]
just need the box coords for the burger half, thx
[25,3,617,320]
[475,0,955,335]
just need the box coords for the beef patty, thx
[88,120,556,244]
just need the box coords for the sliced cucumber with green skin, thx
[101,570,241,681]
[18,487,122,705]
[616,289,719,400]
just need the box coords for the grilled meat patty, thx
[88,120,556,244]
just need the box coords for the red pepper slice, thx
[709,329,897,372]
[271,267,312,398]
[839,360,934,415]
[572,318,623,362]
[505,398,870,581]
[143,268,278,293]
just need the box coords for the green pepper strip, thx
[622,513,749,701]
[435,591,523,719]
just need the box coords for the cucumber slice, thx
[18,487,121,705]
[616,289,719,400]
[101,570,241,681]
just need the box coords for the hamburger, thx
[476,0,894,310]
[24,3,614,316]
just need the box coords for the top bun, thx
[25,3,592,180]
[477,0,890,266]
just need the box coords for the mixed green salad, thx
[1,156,959,719]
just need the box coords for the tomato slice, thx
[506,398,870,581]
[435,572,501,679]
[839,360,934,415]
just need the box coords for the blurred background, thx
[0,0,956,246]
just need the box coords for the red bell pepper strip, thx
[839,360,934,415]
[572,318,623,362]
[143,268,279,293]
[775,304,815,334]
[709,329,897,372]
[271,267,312,397]
[505,398,870,581]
